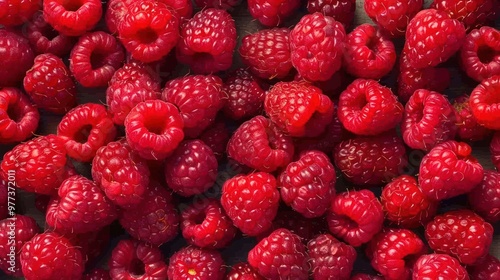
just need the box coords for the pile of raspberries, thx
[1,0,500,279]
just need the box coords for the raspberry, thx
[279,150,336,218]
[195,0,240,10]
[350,274,384,280]
[57,103,117,162]
[105,0,133,34]
[83,268,111,280]
[327,189,384,247]
[364,0,423,37]
[158,0,193,20]
[492,132,500,170]
[469,75,500,130]
[306,0,356,28]
[259,208,327,241]
[43,0,102,36]
[290,13,346,82]
[239,28,293,80]
[0,29,34,87]
[248,228,309,279]
[431,0,498,31]
[26,12,75,56]
[468,170,500,223]
[401,89,457,151]
[338,79,403,136]
[65,226,111,266]
[222,68,266,120]
[0,182,6,220]
[403,9,466,69]
[117,0,179,63]
[467,254,500,280]
[226,262,264,280]
[162,75,225,138]
[119,181,179,246]
[70,31,125,88]
[198,120,230,161]
[247,0,300,26]
[413,254,469,280]
[460,26,500,82]
[419,141,484,200]
[0,87,39,144]
[227,116,294,172]
[109,239,168,280]
[168,246,225,280]
[20,232,85,280]
[125,100,185,160]
[333,133,408,186]
[0,0,41,26]
[307,233,357,280]
[425,209,494,264]
[453,95,492,142]
[176,8,237,74]
[221,172,280,236]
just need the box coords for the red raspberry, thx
[0,29,34,87]
[248,228,309,279]
[468,170,500,223]
[226,262,264,280]
[492,132,500,170]
[413,254,469,280]
[425,209,494,264]
[0,0,40,26]
[381,175,438,228]
[92,140,150,208]
[20,232,85,280]
[239,28,293,80]
[223,68,266,120]
[118,0,179,63]
[469,75,500,130]
[66,227,110,267]
[431,0,498,31]
[307,233,357,280]
[43,0,102,36]
[290,13,346,82]
[327,189,384,247]
[401,89,457,151]
[198,120,230,161]
[364,0,423,37]
[221,172,280,236]
[460,27,500,82]
[109,239,168,280]
[168,246,225,280]
[105,0,133,34]
[259,208,328,241]
[307,0,356,28]
[453,95,492,142]
[403,9,466,69]
[0,87,39,144]
[158,0,193,20]
[279,150,336,218]
[119,181,179,246]
[162,75,225,138]
[176,8,237,74]
[195,0,240,10]
[25,12,75,56]
[419,141,484,200]
[350,274,384,280]
[467,254,500,280]
[333,133,408,186]
[247,0,300,27]
[83,268,111,280]
[0,182,6,220]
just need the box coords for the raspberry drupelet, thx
[167,246,225,280]
[469,75,500,130]
[0,29,35,87]
[364,0,423,37]
[43,0,102,36]
[460,26,500,82]
[0,87,39,144]
[26,12,76,56]
[431,0,499,31]
[247,0,300,27]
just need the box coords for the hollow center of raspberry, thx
[478,45,497,64]
[41,26,59,40]
[6,103,22,122]
[90,50,108,70]
[73,124,93,144]
[136,28,158,44]
[144,117,166,135]
[192,212,206,224]
[266,129,279,150]
[62,0,84,12]
[340,216,359,230]
[127,258,146,277]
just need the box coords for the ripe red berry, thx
[198,120,230,162]
[431,0,498,31]
[492,131,500,171]
[469,75,500,130]
[0,183,6,220]
[0,87,39,144]
[105,0,133,34]
[413,254,469,280]
[66,227,111,267]
[307,0,356,28]
[226,262,264,280]
[167,246,225,280]
[222,68,266,120]
[468,170,500,223]
[467,254,500,280]
[460,26,500,82]
[453,95,492,142]
[247,0,300,27]
[25,12,76,56]
[43,0,102,36]
[0,0,41,26]
[0,29,34,87]
[195,0,240,10]
[364,0,423,37]
[350,274,384,280]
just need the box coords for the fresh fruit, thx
[453,95,492,142]
[0,29,35,87]
[43,0,102,36]
[167,246,225,280]
[412,254,469,280]
[307,0,356,28]
[247,0,300,26]
[492,131,500,170]
[431,0,498,31]
[364,0,423,37]
[0,87,39,144]
[226,262,264,280]
[467,254,500,280]
[469,75,500,130]
[468,170,500,223]
[26,12,76,56]
[0,0,41,26]
[460,26,500,82]
[222,68,266,120]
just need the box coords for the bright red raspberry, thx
[0,87,39,144]
[83,268,111,280]
[350,274,384,280]
[413,254,469,280]
[198,120,230,161]
[307,233,357,280]
[468,170,500,223]
[221,172,280,236]
[247,0,300,26]
[469,75,500,130]
[460,27,500,82]
[43,0,102,36]
[307,0,355,28]
[158,0,193,20]
[453,95,492,142]
[401,89,457,151]
[226,262,264,280]
[431,0,498,31]
[26,12,75,56]
[364,0,423,37]
[0,0,40,26]
[168,246,225,280]
[176,8,237,74]
[467,254,500,280]
[20,232,85,280]
[195,0,240,10]
[105,0,133,34]
[492,132,500,170]
[0,29,34,87]
[290,13,346,82]
[222,68,266,120]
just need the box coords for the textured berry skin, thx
[195,0,240,10]
[0,29,35,87]
[404,9,466,69]
[307,0,355,28]
[118,0,179,63]
[168,247,225,280]
[223,68,266,120]
[454,95,492,142]
[307,234,357,280]
[239,28,293,80]
[468,254,500,280]
[402,89,457,151]
[158,0,193,20]
[350,274,384,280]
[0,182,6,220]
[227,116,294,172]
[469,75,500,130]
[0,0,40,26]
[221,172,280,236]
[460,27,500,82]
[109,239,168,280]
[57,103,117,162]
[226,262,264,280]
[413,254,469,280]
[468,170,500,223]
[248,228,309,279]
[431,0,498,31]
[290,13,346,81]
[43,0,102,36]
[419,141,484,200]
[105,0,133,34]
[279,150,336,218]
[67,227,110,267]
[492,132,500,171]
[364,0,423,37]
[0,87,39,144]
[162,75,225,138]
[327,189,384,247]
[83,268,111,280]
[26,12,75,56]
[176,8,237,74]
[20,232,85,280]
[199,120,230,161]
[247,0,300,26]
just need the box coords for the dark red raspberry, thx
[105,0,133,34]
[381,175,438,228]
[419,141,484,200]
[83,268,111,280]
[469,75,500,130]
[0,29,34,87]
[25,12,75,56]
[43,0,102,36]
[239,28,293,80]
[226,262,264,280]
[327,189,384,247]
[0,0,40,26]
[0,182,6,220]
[290,13,346,82]
[492,132,500,170]
[198,120,230,161]
[350,274,384,280]
[453,95,492,142]
[247,0,300,26]
[222,68,266,120]
[63,226,111,267]
[176,8,237,74]
[20,232,85,280]
[413,254,469,280]
[401,89,457,151]
[279,150,336,218]
[333,133,408,186]
[117,0,179,63]
[460,27,500,82]
[168,246,225,280]
[158,0,193,20]
[109,239,168,280]
[364,0,423,37]
[221,172,280,236]
[307,0,356,28]
[0,87,39,144]
[468,254,500,280]
[195,0,240,10]
[431,0,498,31]
[307,233,357,280]
[468,170,500,223]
